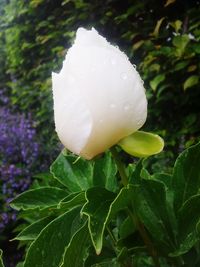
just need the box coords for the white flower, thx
[52,27,147,159]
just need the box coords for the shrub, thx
[0,106,40,232]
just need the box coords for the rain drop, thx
[121,73,128,80]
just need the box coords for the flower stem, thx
[110,146,128,186]
[128,209,161,267]
[110,146,160,267]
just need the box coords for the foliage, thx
[9,142,200,267]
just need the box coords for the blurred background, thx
[0,0,200,266]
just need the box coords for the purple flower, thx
[0,106,42,232]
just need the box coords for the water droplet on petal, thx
[121,73,128,80]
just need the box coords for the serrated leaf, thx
[50,152,93,192]
[0,250,4,267]
[183,75,199,90]
[13,216,53,241]
[118,131,164,158]
[150,74,165,91]
[172,142,200,212]
[10,187,67,211]
[24,208,82,267]
[61,222,89,267]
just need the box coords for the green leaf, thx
[0,250,4,267]
[150,74,165,91]
[133,179,175,249]
[172,142,200,212]
[170,20,182,33]
[178,194,200,240]
[10,187,67,211]
[50,151,93,192]
[82,185,140,254]
[151,173,172,189]
[61,222,89,267]
[119,216,136,239]
[170,195,200,256]
[13,216,53,241]
[118,131,164,158]
[51,151,118,193]
[174,61,189,71]
[183,75,199,90]
[92,152,118,192]
[170,231,198,257]
[24,208,82,267]
[152,17,165,37]
[58,191,86,210]
[172,34,190,56]
[82,187,116,254]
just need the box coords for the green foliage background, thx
[0,0,199,166]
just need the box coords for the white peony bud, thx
[52,27,147,159]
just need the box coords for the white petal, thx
[52,72,92,156]
[52,28,147,159]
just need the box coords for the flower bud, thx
[52,27,147,159]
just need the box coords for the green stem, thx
[106,225,117,247]
[110,146,161,267]
[128,209,160,267]
[110,146,128,186]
